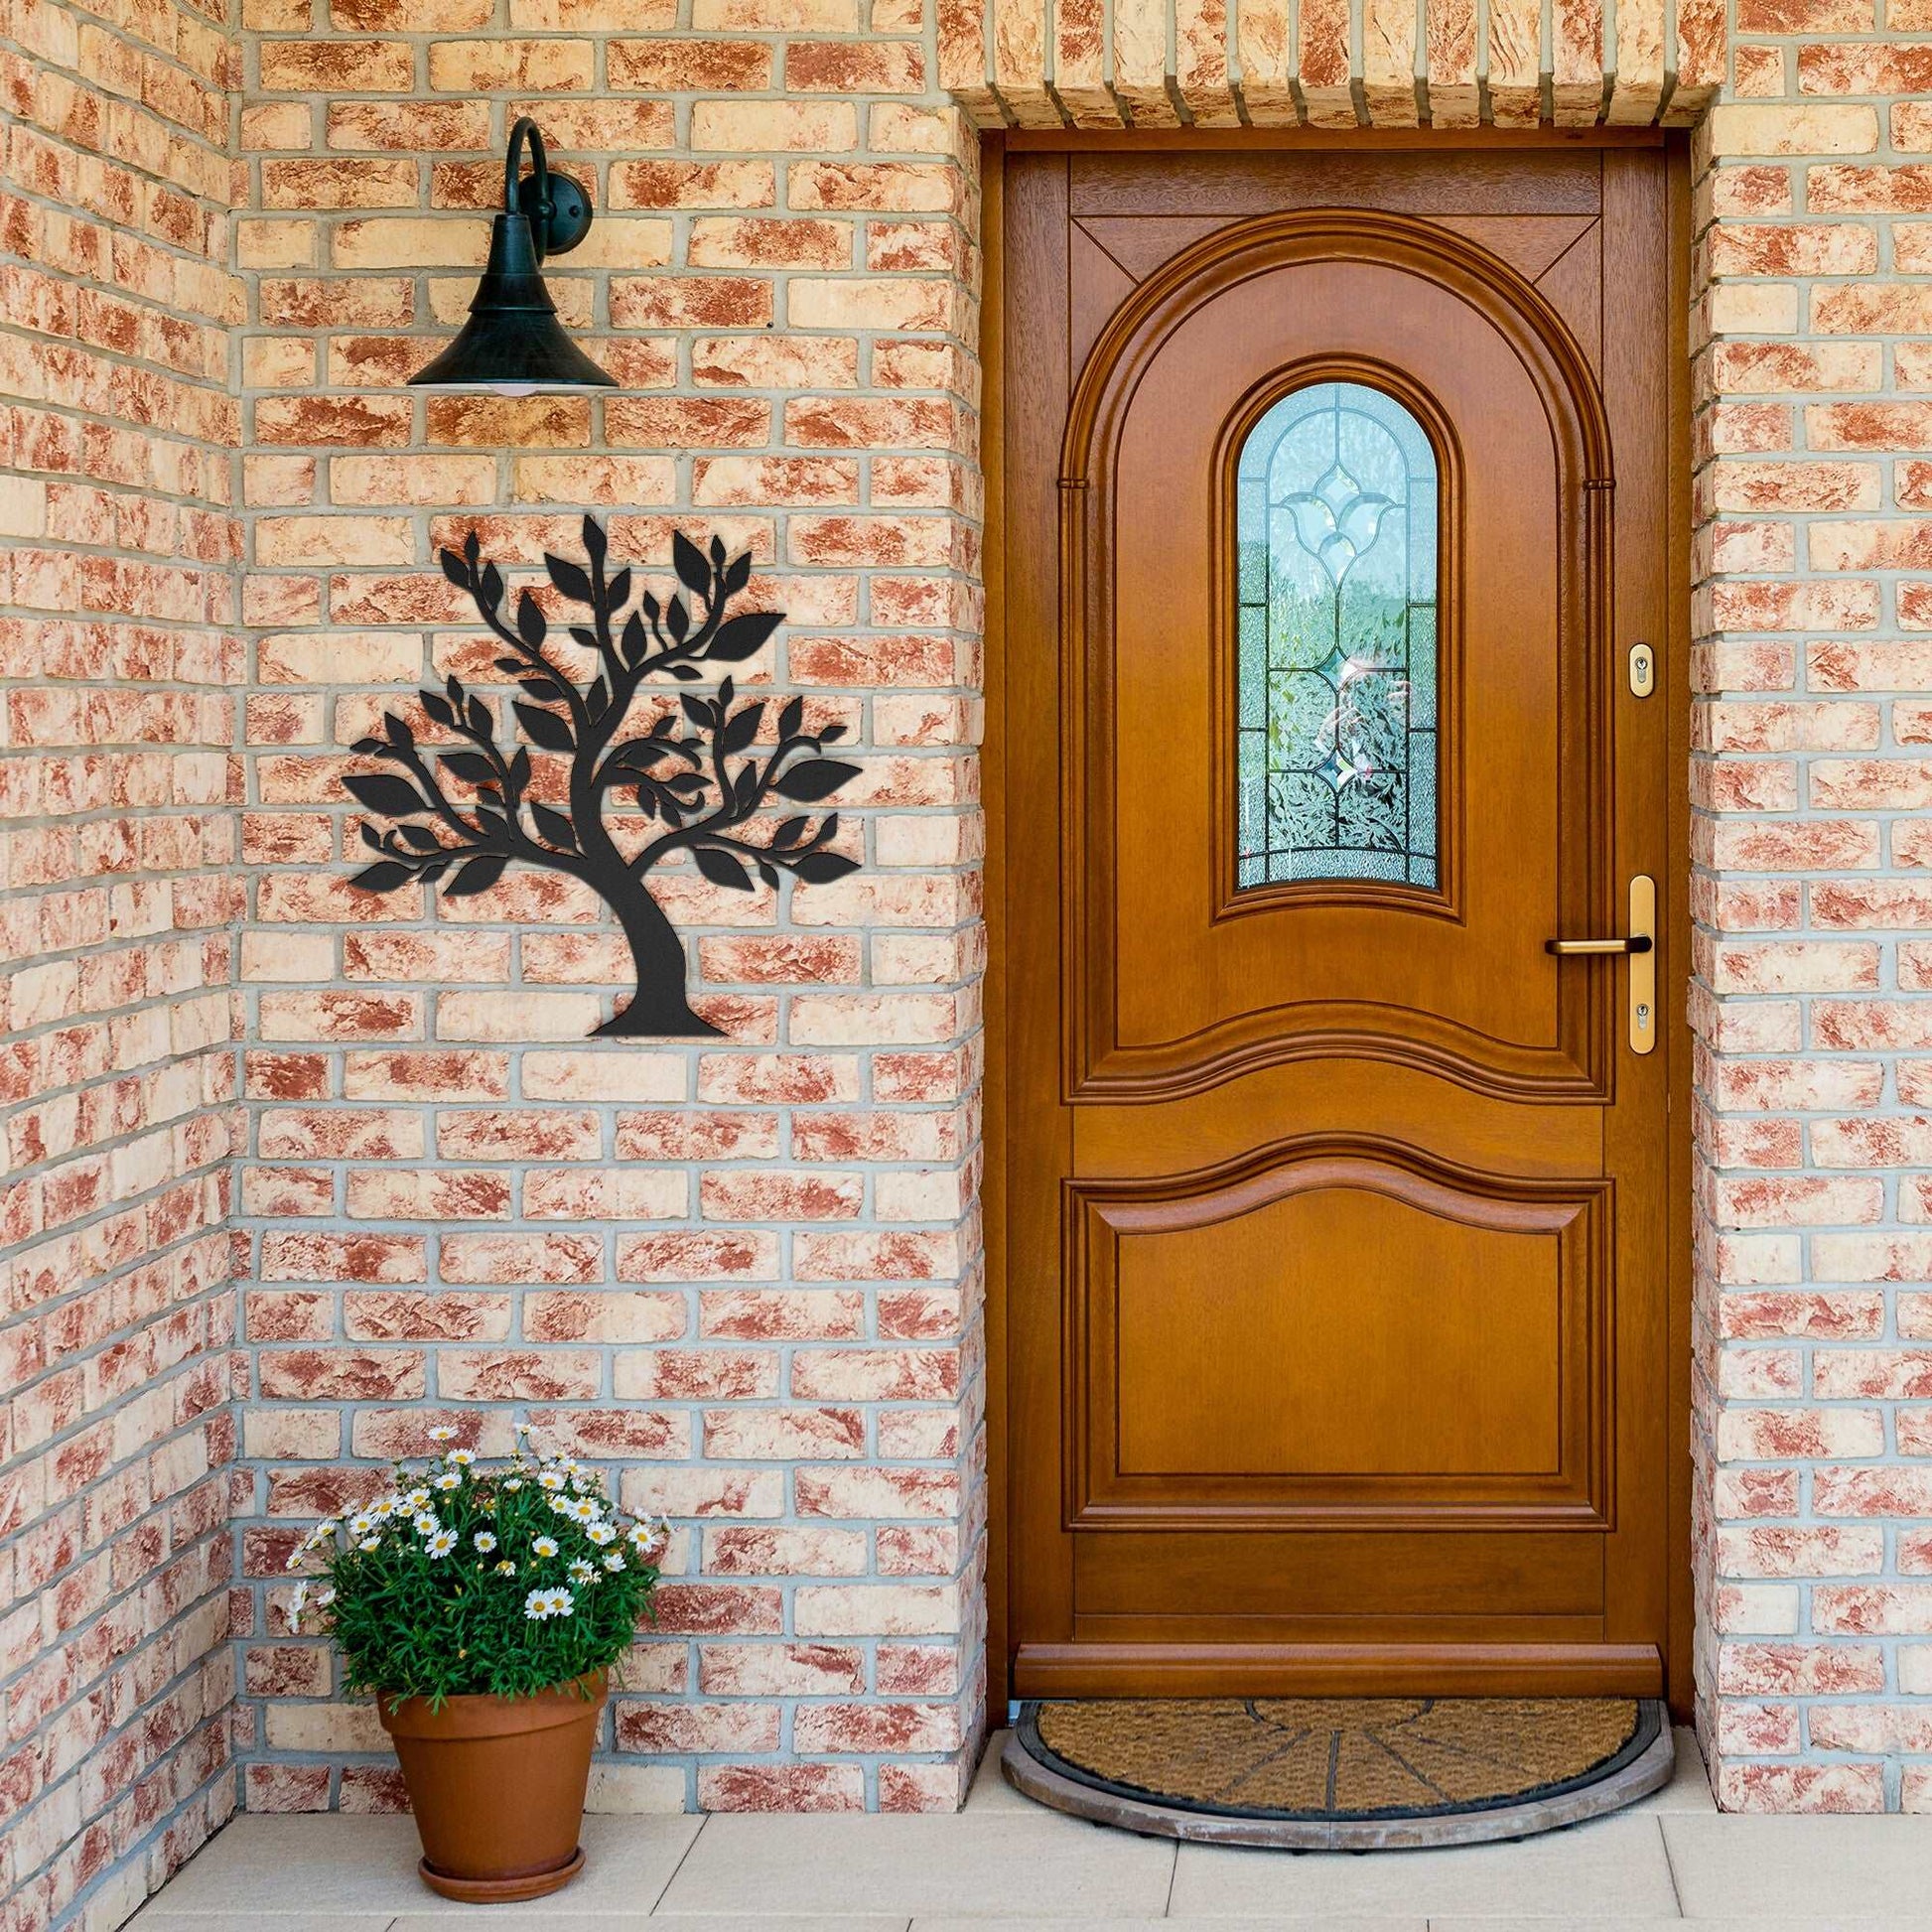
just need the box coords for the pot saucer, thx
[418,1846,584,1902]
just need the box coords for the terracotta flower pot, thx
[378,1672,606,1902]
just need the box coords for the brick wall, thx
[0,0,244,1922]
[1693,72,1932,1810]
[16,0,1932,1900]
[229,0,988,1818]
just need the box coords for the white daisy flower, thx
[494,1559,517,1577]
[473,1531,497,1554]
[532,1535,559,1559]
[550,1587,574,1617]
[602,1552,626,1573]
[522,1587,572,1621]
[315,1586,336,1608]
[346,1513,373,1538]
[404,1487,431,1511]
[515,1421,534,1436]
[433,1470,461,1492]
[565,1498,599,1524]
[413,1512,440,1536]
[586,1522,617,1546]
[427,1529,458,1558]
[358,1537,380,1552]
[428,1426,457,1443]
[447,1449,476,1466]
[502,1477,524,1492]
[538,1470,566,1491]
[568,1559,595,1585]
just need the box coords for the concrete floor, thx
[131,1728,1932,1929]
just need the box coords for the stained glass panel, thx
[1235,381,1440,891]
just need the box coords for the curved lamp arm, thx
[505,115,551,258]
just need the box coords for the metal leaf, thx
[694,844,753,892]
[343,771,430,816]
[530,801,577,849]
[350,860,415,894]
[545,552,593,604]
[516,590,547,646]
[770,758,860,803]
[443,853,508,897]
[673,531,709,595]
[706,612,780,662]
[513,703,575,752]
[785,849,859,884]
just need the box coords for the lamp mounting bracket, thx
[505,115,593,261]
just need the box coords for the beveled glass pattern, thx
[1236,381,1440,891]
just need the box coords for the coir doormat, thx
[1005,1697,1673,1849]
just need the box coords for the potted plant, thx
[288,1425,667,1902]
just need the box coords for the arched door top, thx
[1058,207,1614,499]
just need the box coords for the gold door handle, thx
[1544,877,1656,1055]
[1545,935,1652,955]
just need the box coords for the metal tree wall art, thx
[344,517,859,1038]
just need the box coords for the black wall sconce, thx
[409,116,614,394]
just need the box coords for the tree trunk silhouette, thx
[595,876,722,1038]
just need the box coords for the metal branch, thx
[466,569,592,736]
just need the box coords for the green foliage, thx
[287,1428,667,1708]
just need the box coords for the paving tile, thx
[133,1821,425,1914]
[916,1920,1425,1932]
[1425,1921,1693,1931]
[1172,1816,1679,1918]
[1663,1816,1932,1919]
[1628,1730,1715,1815]
[1430,1922,1932,1931]
[134,1815,701,1917]
[644,1919,907,1931]
[395,1919,900,1930]
[655,1813,1174,1917]
[963,1728,1033,1813]
[133,1917,396,1931]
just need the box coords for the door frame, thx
[981,128,1696,1718]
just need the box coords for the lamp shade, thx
[409,119,614,395]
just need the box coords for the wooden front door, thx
[1001,145,1681,1699]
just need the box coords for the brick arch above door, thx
[939,0,1724,130]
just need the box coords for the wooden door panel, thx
[1075,1531,1605,1619]
[1069,1146,1609,1530]
[1067,150,1604,218]
[1117,1196,1565,1478]
[1073,1058,1603,1177]
[1066,217,1617,1106]
[1005,145,1676,1698]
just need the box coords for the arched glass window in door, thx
[1235,380,1439,890]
